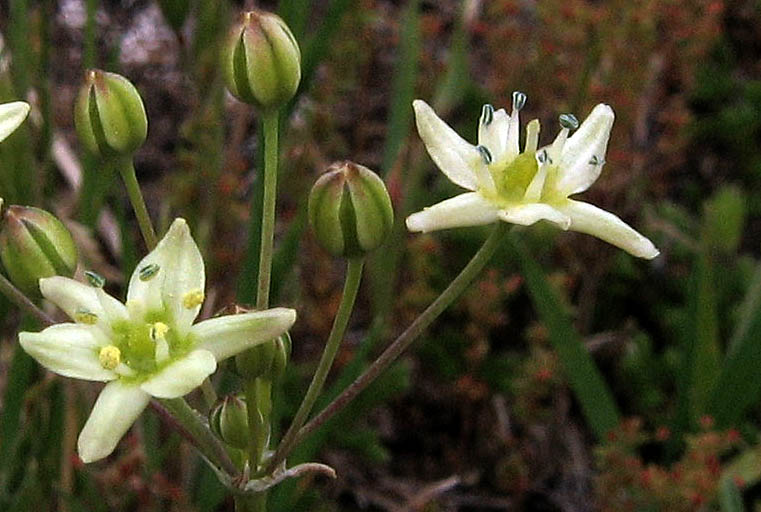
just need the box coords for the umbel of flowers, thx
[407,93,659,259]
[19,219,296,462]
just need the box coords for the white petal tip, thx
[637,243,660,260]
[405,213,424,232]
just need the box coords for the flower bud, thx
[0,203,78,296]
[308,161,394,258]
[74,69,148,157]
[235,332,291,381]
[222,10,301,110]
[209,395,249,450]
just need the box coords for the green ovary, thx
[109,317,192,375]
[488,152,539,204]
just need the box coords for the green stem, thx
[156,397,237,476]
[116,156,157,250]
[268,257,364,471]
[256,111,279,310]
[246,377,272,471]
[0,273,54,326]
[291,224,508,451]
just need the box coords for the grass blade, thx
[508,233,620,439]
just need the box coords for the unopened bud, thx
[74,69,148,157]
[308,161,394,258]
[209,395,249,450]
[222,10,301,110]
[0,204,78,295]
[235,332,291,381]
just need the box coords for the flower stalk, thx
[269,257,364,471]
[116,156,158,250]
[280,223,509,463]
[256,111,279,310]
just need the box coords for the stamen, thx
[139,263,160,281]
[512,91,527,111]
[99,345,121,370]
[480,104,494,126]
[183,289,205,309]
[151,322,170,363]
[85,271,105,288]
[559,113,579,130]
[150,322,170,340]
[525,119,540,153]
[476,145,493,165]
[74,309,98,325]
[524,159,549,202]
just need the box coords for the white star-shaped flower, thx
[20,218,296,462]
[407,94,659,259]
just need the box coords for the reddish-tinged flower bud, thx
[0,204,78,295]
[308,161,394,258]
[222,10,301,110]
[74,70,148,157]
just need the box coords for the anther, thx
[559,113,579,130]
[512,91,527,111]
[98,345,121,370]
[476,145,493,165]
[74,309,98,325]
[182,289,205,309]
[150,322,170,341]
[85,271,106,288]
[480,104,494,126]
[139,263,160,281]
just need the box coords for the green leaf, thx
[508,233,620,439]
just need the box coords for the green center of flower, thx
[108,315,193,375]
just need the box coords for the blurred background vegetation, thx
[1,0,761,510]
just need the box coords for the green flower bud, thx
[209,395,249,450]
[74,69,148,157]
[0,203,78,296]
[308,161,394,258]
[222,10,301,110]
[235,332,291,381]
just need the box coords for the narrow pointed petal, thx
[0,101,30,143]
[557,199,660,259]
[127,218,205,336]
[19,324,116,381]
[555,104,614,196]
[498,203,571,229]
[193,308,297,362]
[406,192,499,233]
[478,106,509,161]
[78,381,150,463]
[140,349,217,398]
[40,276,127,326]
[413,99,480,191]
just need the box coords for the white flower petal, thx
[40,276,126,327]
[0,101,30,143]
[192,308,297,362]
[555,104,614,196]
[413,99,480,191]
[19,324,116,381]
[478,106,509,161]
[406,192,499,233]
[139,349,217,398]
[77,381,150,463]
[557,199,660,259]
[498,203,571,229]
[127,218,205,336]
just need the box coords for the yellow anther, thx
[98,345,121,370]
[150,322,170,340]
[182,289,205,309]
[74,309,98,325]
